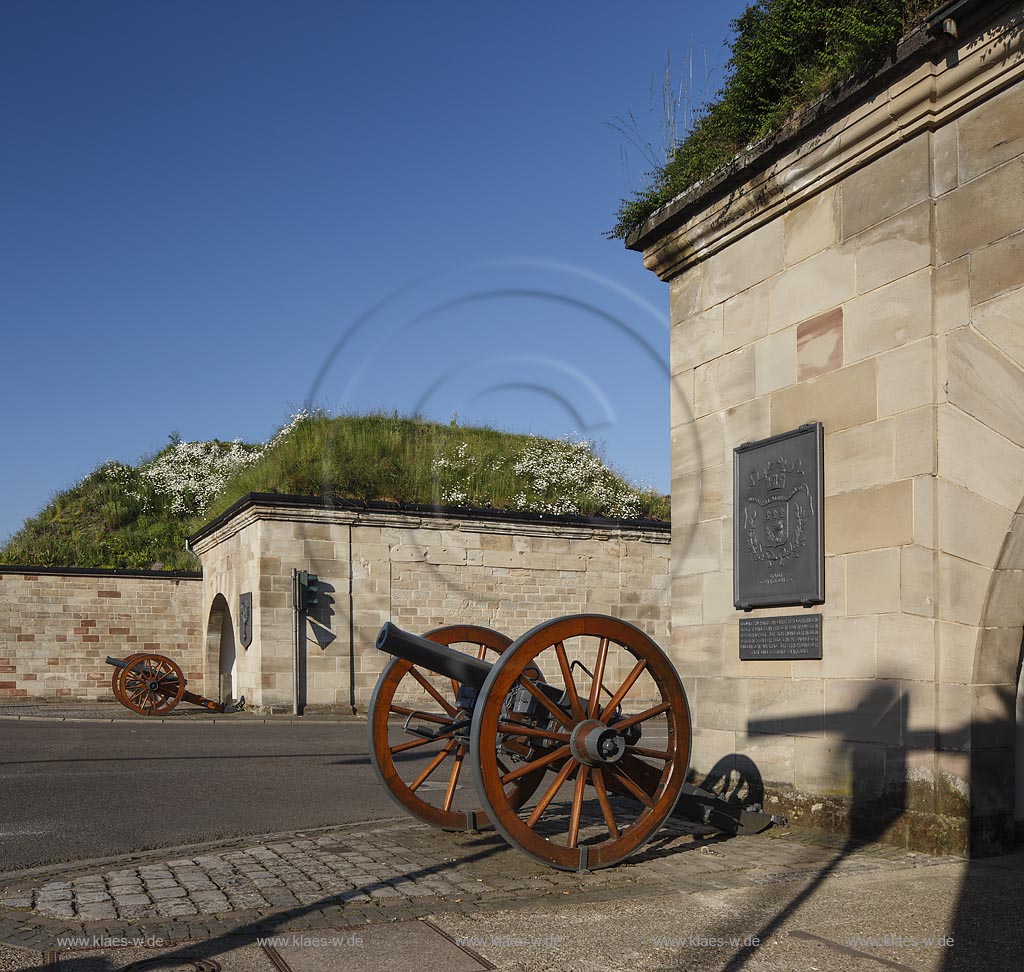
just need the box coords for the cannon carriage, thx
[370,614,779,872]
[105,652,244,716]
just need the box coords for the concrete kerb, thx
[0,710,367,725]
[0,715,366,724]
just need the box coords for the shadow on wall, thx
[696,672,1023,971]
[294,578,337,715]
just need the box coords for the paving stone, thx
[148,887,188,901]
[155,899,198,917]
[189,892,230,909]
[76,903,117,920]
[0,897,32,909]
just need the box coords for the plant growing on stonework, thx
[610,0,937,239]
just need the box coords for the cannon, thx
[370,613,787,872]
[105,653,245,716]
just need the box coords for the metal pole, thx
[292,568,301,716]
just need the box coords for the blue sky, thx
[0,1,748,544]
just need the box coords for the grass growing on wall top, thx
[1,413,669,571]
[610,0,936,240]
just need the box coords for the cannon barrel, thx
[376,622,494,690]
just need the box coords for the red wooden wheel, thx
[368,624,545,831]
[470,614,691,871]
[116,653,185,716]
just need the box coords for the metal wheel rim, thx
[470,614,691,870]
[367,624,545,831]
[110,653,143,706]
[116,653,185,716]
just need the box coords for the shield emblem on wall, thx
[764,504,789,547]
[239,592,253,648]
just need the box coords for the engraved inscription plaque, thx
[739,614,822,660]
[734,422,824,610]
[239,592,253,648]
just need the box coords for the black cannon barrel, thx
[376,622,494,691]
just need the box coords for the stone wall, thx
[630,2,1024,854]
[0,567,203,700]
[189,497,671,713]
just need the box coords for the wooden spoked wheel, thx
[116,653,185,716]
[110,653,143,706]
[368,624,545,832]
[470,614,691,871]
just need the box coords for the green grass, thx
[0,414,669,571]
[611,0,936,240]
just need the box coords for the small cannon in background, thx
[105,653,245,716]
[369,615,782,872]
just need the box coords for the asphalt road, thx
[0,720,408,872]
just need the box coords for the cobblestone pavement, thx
[0,813,959,953]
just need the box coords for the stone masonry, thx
[628,1,1024,854]
[188,497,671,714]
[0,567,203,701]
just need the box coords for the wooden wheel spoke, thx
[390,736,437,755]
[599,658,648,723]
[525,758,577,829]
[388,705,453,727]
[516,676,574,729]
[408,668,457,716]
[477,642,488,660]
[609,763,656,808]
[441,748,465,812]
[627,745,672,760]
[497,722,569,743]
[613,701,671,733]
[567,765,589,848]
[590,767,620,840]
[587,637,610,719]
[409,741,456,792]
[553,642,585,722]
[501,744,570,783]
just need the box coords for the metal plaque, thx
[734,422,824,610]
[239,592,253,648]
[739,613,822,661]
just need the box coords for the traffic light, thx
[296,570,320,611]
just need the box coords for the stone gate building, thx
[627,0,1024,855]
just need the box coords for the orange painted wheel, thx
[116,653,185,716]
[368,624,545,831]
[471,615,691,871]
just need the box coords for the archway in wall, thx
[205,594,237,702]
[1017,633,1024,838]
[975,498,1024,845]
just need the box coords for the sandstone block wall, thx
[0,568,203,701]
[636,3,1024,854]
[190,500,671,713]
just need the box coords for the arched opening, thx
[974,499,1024,849]
[206,594,237,703]
[1017,634,1024,838]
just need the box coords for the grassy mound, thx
[1,413,669,571]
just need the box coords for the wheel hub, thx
[569,719,626,766]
